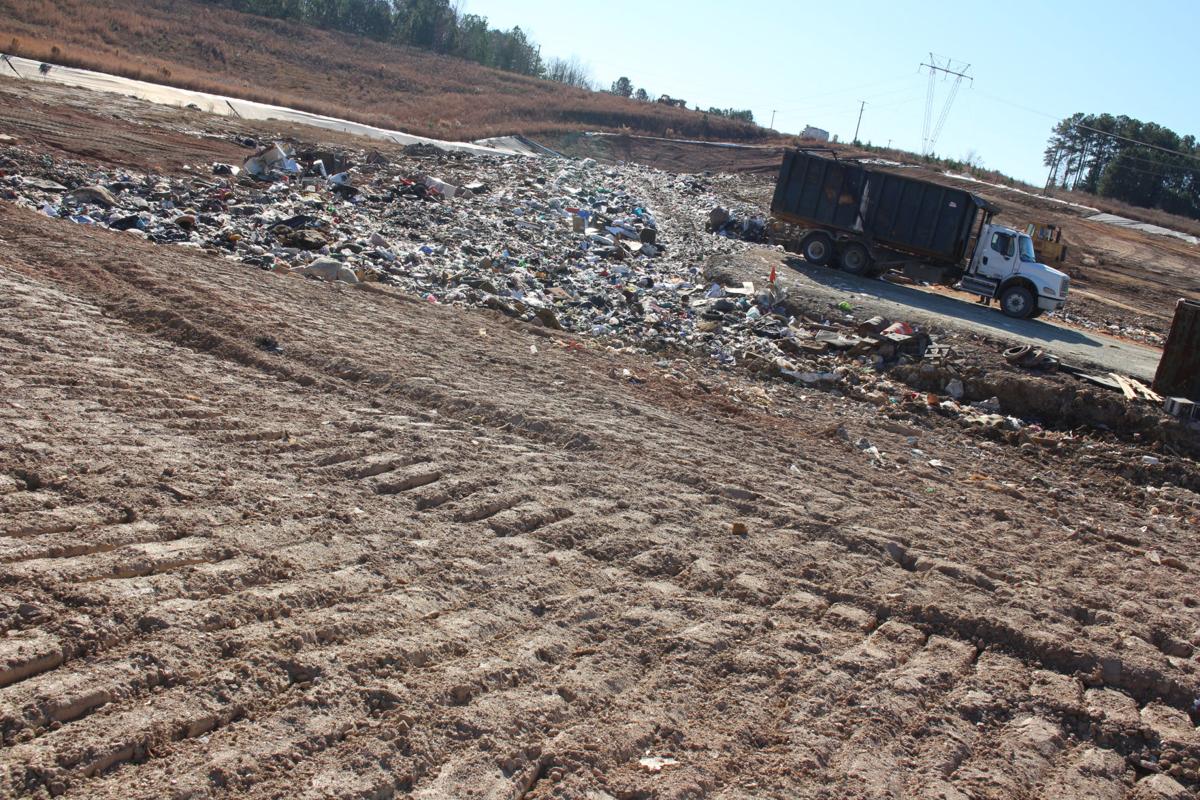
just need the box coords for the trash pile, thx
[1057,308,1166,346]
[0,142,763,364]
[730,307,936,382]
[13,138,1170,439]
[0,138,967,405]
[705,205,767,242]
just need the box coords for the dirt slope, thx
[2,190,1199,799]
[0,0,766,144]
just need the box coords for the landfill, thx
[2,138,1192,436]
[0,140,932,383]
[2,80,1200,800]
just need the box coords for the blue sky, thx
[461,0,1198,184]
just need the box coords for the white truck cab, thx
[958,223,1070,318]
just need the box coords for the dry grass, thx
[0,0,769,143]
[1046,187,1200,238]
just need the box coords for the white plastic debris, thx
[638,756,678,773]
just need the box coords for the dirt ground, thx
[2,85,1200,800]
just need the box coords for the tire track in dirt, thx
[1,201,1197,797]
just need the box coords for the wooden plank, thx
[1110,373,1138,401]
[1077,373,1123,392]
[1128,377,1162,403]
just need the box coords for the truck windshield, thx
[1018,234,1037,263]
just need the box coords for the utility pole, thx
[769,109,776,130]
[853,100,865,144]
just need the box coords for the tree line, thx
[198,0,544,76]
[610,77,753,123]
[1045,113,1199,219]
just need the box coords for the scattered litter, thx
[299,257,359,284]
[66,184,117,208]
[706,205,766,242]
[0,137,1178,446]
[639,756,679,773]
[243,141,301,178]
[1163,397,1196,420]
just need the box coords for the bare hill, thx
[0,0,768,143]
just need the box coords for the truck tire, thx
[999,285,1035,319]
[799,233,834,266]
[838,243,872,275]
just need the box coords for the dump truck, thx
[767,150,1070,318]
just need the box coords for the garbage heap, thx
[0,140,939,384]
[0,143,738,356]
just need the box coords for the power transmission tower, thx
[919,54,972,155]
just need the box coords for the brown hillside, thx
[0,0,768,143]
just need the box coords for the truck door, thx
[975,230,1018,280]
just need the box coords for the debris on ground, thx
[2,138,1193,457]
[706,204,767,242]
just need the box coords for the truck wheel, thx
[838,243,872,275]
[999,285,1035,319]
[799,233,834,266]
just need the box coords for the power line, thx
[1062,144,1199,173]
[765,75,913,109]
[851,91,926,112]
[1074,123,1200,164]
[769,85,918,116]
[972,88,1060,120]
[970,91,1200,166]
[1049,148,1195,189]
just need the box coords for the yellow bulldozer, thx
[1026,222,1068,264]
